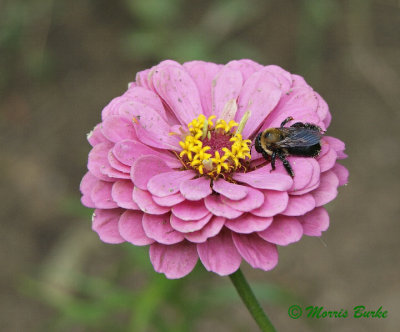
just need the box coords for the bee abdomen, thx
[287,143,321,157]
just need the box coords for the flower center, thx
[176,114,251,179]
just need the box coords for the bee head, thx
[261,128,283,144]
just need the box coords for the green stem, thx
[229,268,277,332]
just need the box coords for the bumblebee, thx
[254,117,323,178]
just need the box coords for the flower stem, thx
[229,268,277,332]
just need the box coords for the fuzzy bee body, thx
[254,117,323,178]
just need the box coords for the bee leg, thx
[278,153,294,178]
[280,116,294,128]
[270,151,276,170]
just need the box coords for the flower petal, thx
[225,214,273,233]
[324,136,347,159]
[131,155,171,190]
[87,124,108,147]
[212,67,243,118]
[113,139,180,168]
[331,163,349,186]
[152,192,186,207]
[204,195,243,219]
[212,179,248,200]
[150,241,198,279]
[281,194,316,216]
[92,209,125,244]
[118,210,154,245]
[170,213,212,233]
[258,216,303,246]
[111,180,139,210]
[88,142,114,182]
[101,115,137,143]
[142,213,184,245]
[152,64,203,125]
[171,200,209,221]
[251,190,289,217]
[289,159,321,196]
[317,144,337,172]
[108,150,131,173]
[221,187,264,212]
[197,229,241,276]
[184,216,224,243]
[91,181,118,209]
[226,59,263,81]
[232,233,278,271]
[123,86,167,119]
[236,68,282,138]
[311,170,339,206]
[299,207,329,236]
[233,166,293,191]
[132,187,170,215]
[147,170,195,197]
[183,61,221,116]
[180,177,212,201]
[80,172,98,208]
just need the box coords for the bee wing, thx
[278,128,322,147]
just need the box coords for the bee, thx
[254,116,323,178]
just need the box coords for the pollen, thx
[177,113,251,179]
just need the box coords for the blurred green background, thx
[1,0,399,331]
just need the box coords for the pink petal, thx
[212,67,243,118]
[264,65,292,92]
[150,241,198,279]
[311,170,339,206]
[132,187,170,215]
[299,207,329,236]
[281,194,316,216]
[232,233,278,271]
[197,229,242,276]
[171,200,209,221]
[111,180,139,210]
[123,86,167,119]
[183,61,221,116]
[315,92,330,126]
[92,209,125,244]
[185,216,225,243]
[113,139,180,168]
[80,172,98,208]
[324,136,347,159]
[101,115,137,143]
[120,102,180,150]
[100,163,131,180]
[262,87,322,131]
[221,187,264,212]
[258,216,303,246]
[331,163,349,186]
[108,150,131,173]
[180,177,212,201]
[147,170,195,197]
[88,142,114,182]
[152,192,186,207]
[131,155,171,190]
[233,165,293,191]
[225,214,273,233]
[251,190,289,217]
[226,59,263,81]
[236,68,282,138]
[204,195,243,219]
[142,213,184,245]
[170,213,212,233]
[87,124,108,147]
[317,144,337,172]
[290,159,321,196]
[212,179,248,200]
[287,157,315,192]
[91,181,118,209]
[118,210,154,245]
[152,64,203,125]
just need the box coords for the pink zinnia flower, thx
[80,59,348,279]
